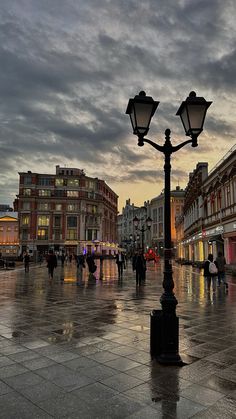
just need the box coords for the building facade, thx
[150,186,185,256]
[117,199,151,254]
[176,145,236,265]
[0,212,19,258]
[14,166,118,258]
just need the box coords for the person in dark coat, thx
[23,252,30,273]
[47,250,57,279]
[77,254,85,281]
[134,250,146,286]
[86,254,97,277]
[215,251,228,288]
[61,253,65,267]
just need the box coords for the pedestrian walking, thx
[215,251,228,289]
[61,253,65,267]
[86,254,97,279]
[23,252,30,273]
[47,249,57,279]
[134,250,146,286]
[77,253,85,281]
[204,253,217,292]
[115,251,126,278]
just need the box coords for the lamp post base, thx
[150,310,184,366]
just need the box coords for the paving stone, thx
[0,260,235,417]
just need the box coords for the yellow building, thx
[0,212,19,258]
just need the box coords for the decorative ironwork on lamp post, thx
[126,90,212,365]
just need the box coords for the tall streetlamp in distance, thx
[133,216,152,252]
[126,90,211,365]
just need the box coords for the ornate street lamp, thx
[133,216,152,252]
[126,91,211,365]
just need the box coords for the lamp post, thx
[133,216,152,252]
[129,233,140,254]
[126,90,211,365]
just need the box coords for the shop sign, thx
[205,226,223,236]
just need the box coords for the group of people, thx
[204,251,228,291]
[22,247,228,291]
[115,250,146,286]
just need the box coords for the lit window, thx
[55,178,64,186]
[38,215,50,226]
[37,229,48,240]
[23,189,31,196]
[66,229,77,240]
[22,215,30,225]
[55,204,62,211]
[38,203,49,210]
[67,179,79,186]
[67,204,78,211]
[7,227,11,232]
[39,190,51,197]
[67,190,78,197]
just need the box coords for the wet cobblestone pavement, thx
[0,260,236,418]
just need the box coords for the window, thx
[226,184,231,207]
[67,190,78,197]
[67,204,78,211]
[14,226,18,232]
[89,181,94,190]
[55,204,62,211]
[38,178,52,186]
[158,207,163,222]
[54,190,64,197]
[67,179,79,187]
[23,202,30,210]
[38,203,49,210]
[87,229,93,240]
[152,209,157,223]
[38,215,50,226]
[22,215,30,225]
[22,230,28,240]
[54,215,61,227]
[159,223,163,237]
[37,229,48,240]
[0,227,3,232]
[86,204,97,213]
[67,216,77,228]
[66,229,77,240]
[7,227,11,232]
[23,189,31,196]
[55,178,64,186]
[39,189,51,197]
[24,176,32,185]
[54,230,61,240]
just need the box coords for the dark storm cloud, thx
[0,0,235,207]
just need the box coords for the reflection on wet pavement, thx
[0,259,235,418]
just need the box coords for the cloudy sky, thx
[0,0,235,212]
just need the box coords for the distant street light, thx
[126,90,211,365]
[133,216,152,252]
